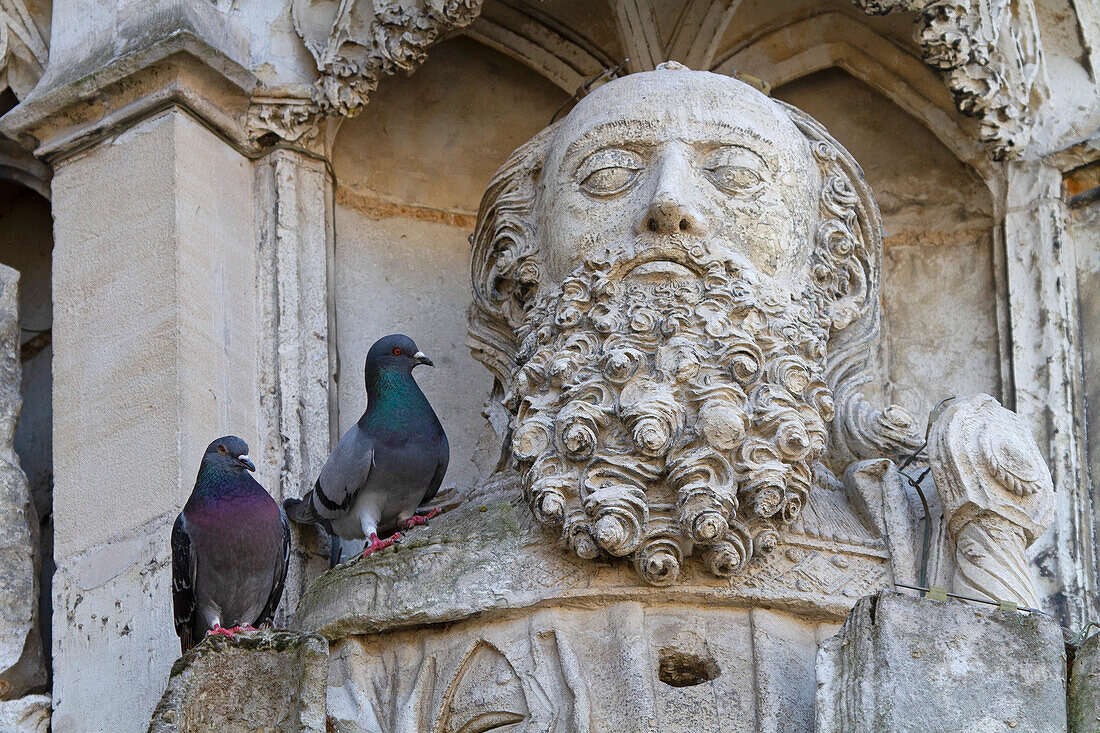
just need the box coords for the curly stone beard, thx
[504,240,837,585]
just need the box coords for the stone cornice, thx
[0,31,258,162]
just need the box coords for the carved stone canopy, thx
[467,64,922,586]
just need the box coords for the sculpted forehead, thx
[545,70,815,180]
[533,68,822,288]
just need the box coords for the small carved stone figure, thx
[468,62,921,585]
[928,393,1054,607]
[171,436,290,652]
[284,334,449,557]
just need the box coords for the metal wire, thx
[896,396,957,594]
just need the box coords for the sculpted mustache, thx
[579,235,727,279]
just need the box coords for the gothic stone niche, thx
[296,64,951,731]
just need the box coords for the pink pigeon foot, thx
[361,532,402,557]
[401,507,442,530]
[205,623,257,640]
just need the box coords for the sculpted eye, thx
[703,146,767,197]
[577,148,643,197]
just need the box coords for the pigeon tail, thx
[284,496,320,525]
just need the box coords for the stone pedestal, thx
[816,592,1067,732]
[293,480,896,732]
[148,630,329,733]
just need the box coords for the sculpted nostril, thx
[647,218,658,232]
[679,218,689,232]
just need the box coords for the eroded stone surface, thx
[816,592,1067,732]
[0,265,45,701]
[1070,631,1100,733]
[148,630,328,733]
[0,694,50,733]
[929,394,1055,608]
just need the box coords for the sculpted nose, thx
[639,151,706,237]
[644,198,703,236]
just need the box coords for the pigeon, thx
[284,334,449,558]
[171,436,290,653]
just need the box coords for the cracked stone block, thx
[148,630,329,733]
[816,591,1067,732]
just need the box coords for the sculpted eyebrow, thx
[564,119,775,160]
[564,120,661,158]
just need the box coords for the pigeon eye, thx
[393,347,403,356]
[217,445,227,455]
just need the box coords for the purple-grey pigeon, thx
[284,334,449,558]
[171,436,290,653]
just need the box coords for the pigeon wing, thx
[257,509,291,626]
[420,431,450,506]
[310,423,374,519]
[171,513,197,653]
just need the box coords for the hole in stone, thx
[647,218,658,232]
[657,649,720,687]
[679,218,688,231]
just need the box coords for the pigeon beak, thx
[236,454,256,472]
[413,351,434,367]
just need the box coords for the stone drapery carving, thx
[928,393,1054,607]
[853,0,1043,160]
[467,63,921,586]
[0,0,47,100]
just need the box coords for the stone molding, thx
[853,0,1044,161]
[0,32,258,161]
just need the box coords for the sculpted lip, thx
[620,251,701,280]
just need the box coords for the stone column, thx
[254,148,336,619]
[48,109,261,731]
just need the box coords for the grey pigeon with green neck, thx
[171,436,290,653]
[284,334,449,557]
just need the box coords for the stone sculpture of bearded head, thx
[468,63,919,586]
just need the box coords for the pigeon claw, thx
[361,532,401,557]
[401,507,442,530]
[205,623,253,641]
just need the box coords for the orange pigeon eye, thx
[393,347,402,356]
[217,445,227,455]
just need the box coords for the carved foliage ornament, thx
[468,67,921,586]
[853,0,1043,160]
[291,0,484,118]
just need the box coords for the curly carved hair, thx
[467,89,921,466]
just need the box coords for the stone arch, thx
[462,2,615,95]
[714,11,997,187]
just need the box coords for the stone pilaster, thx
[1002,162,1096,627]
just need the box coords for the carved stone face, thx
[468,65,891,587]
[536,69,821,293]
